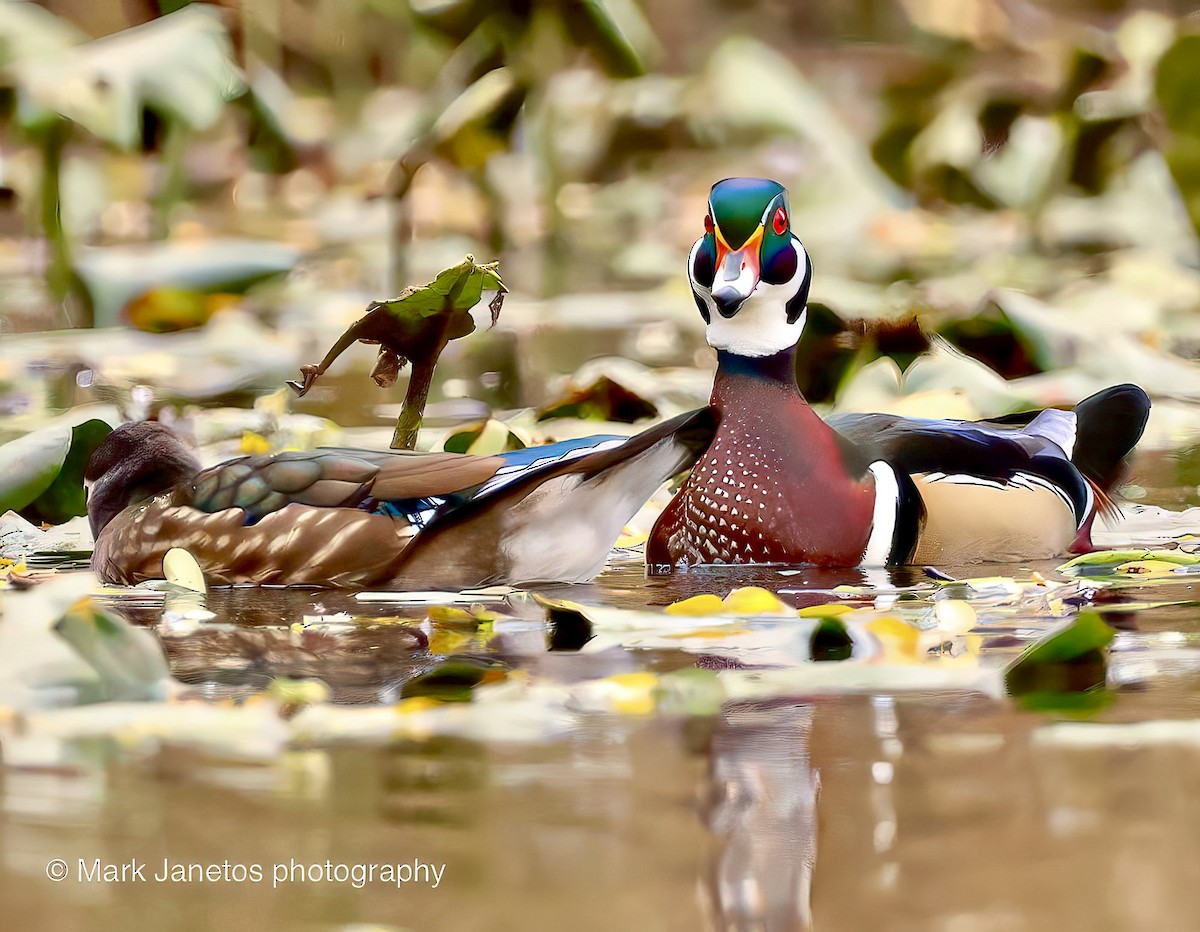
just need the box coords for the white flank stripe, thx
[864,461,899,566]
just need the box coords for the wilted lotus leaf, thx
[0,1,85,67]
[288,255,506,449]
[1155,34,1200,238]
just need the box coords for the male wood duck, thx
[647,177,1150,570]
[87,410,715,589]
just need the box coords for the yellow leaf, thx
[722,586,792,616]
[603,672,659,715]
[797,602,854,617]
[241,431,271,455]
[395,696,443,715]
[267,678,331,706]
[866,615,920,660]
[1115,560,1185,577]
[466,418,513,456]
[615,527,649,548]
[428,630,472,655]
[663,593,727,616]
[0,559,27,577]
[426,605,497,627]
[532,593,587,613]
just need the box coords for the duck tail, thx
[1087,475,1122,521]
[1070,383,1151,492]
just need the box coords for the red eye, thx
[704,213,714,234]
[772,207,787,236]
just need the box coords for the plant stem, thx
[391,352,440,450]
[151,117,188,239]
[40,119,74,324]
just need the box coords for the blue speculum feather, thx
[370,434,630,529]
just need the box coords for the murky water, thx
[4,552,1200,931]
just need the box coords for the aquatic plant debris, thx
[286,255,506,449]
[1057,549,1200,584]
[1,553,1197,765]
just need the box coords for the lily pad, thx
[53,596,175,702]
[0,418,112,525]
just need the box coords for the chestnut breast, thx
[649,378,876,569]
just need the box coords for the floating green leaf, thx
[1058,549,1200,570]
[401,658,508,702]
[810,616,854,662]
[1057,549,1200,582]
[1005,612,1116,717]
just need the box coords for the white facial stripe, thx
[758,193,785,225]
[688,239,720,320]
[690,234,810,357]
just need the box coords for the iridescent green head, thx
[688,178,812,357]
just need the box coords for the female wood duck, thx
[647,177,1150,570]
[87,410,715,589]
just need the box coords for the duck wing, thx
[190,433,650,530]
[828,383,1150,523]
[388,408,717,588]
[832,411,1093,517]
[190,449,509,524]
[976,383,1150,490]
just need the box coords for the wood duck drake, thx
[87,410,715,589]
[647,177,1151,570]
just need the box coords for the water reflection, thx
[705,699,819,931]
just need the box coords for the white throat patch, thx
[691,236,809,358]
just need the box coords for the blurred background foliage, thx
[4,0,1200,490]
